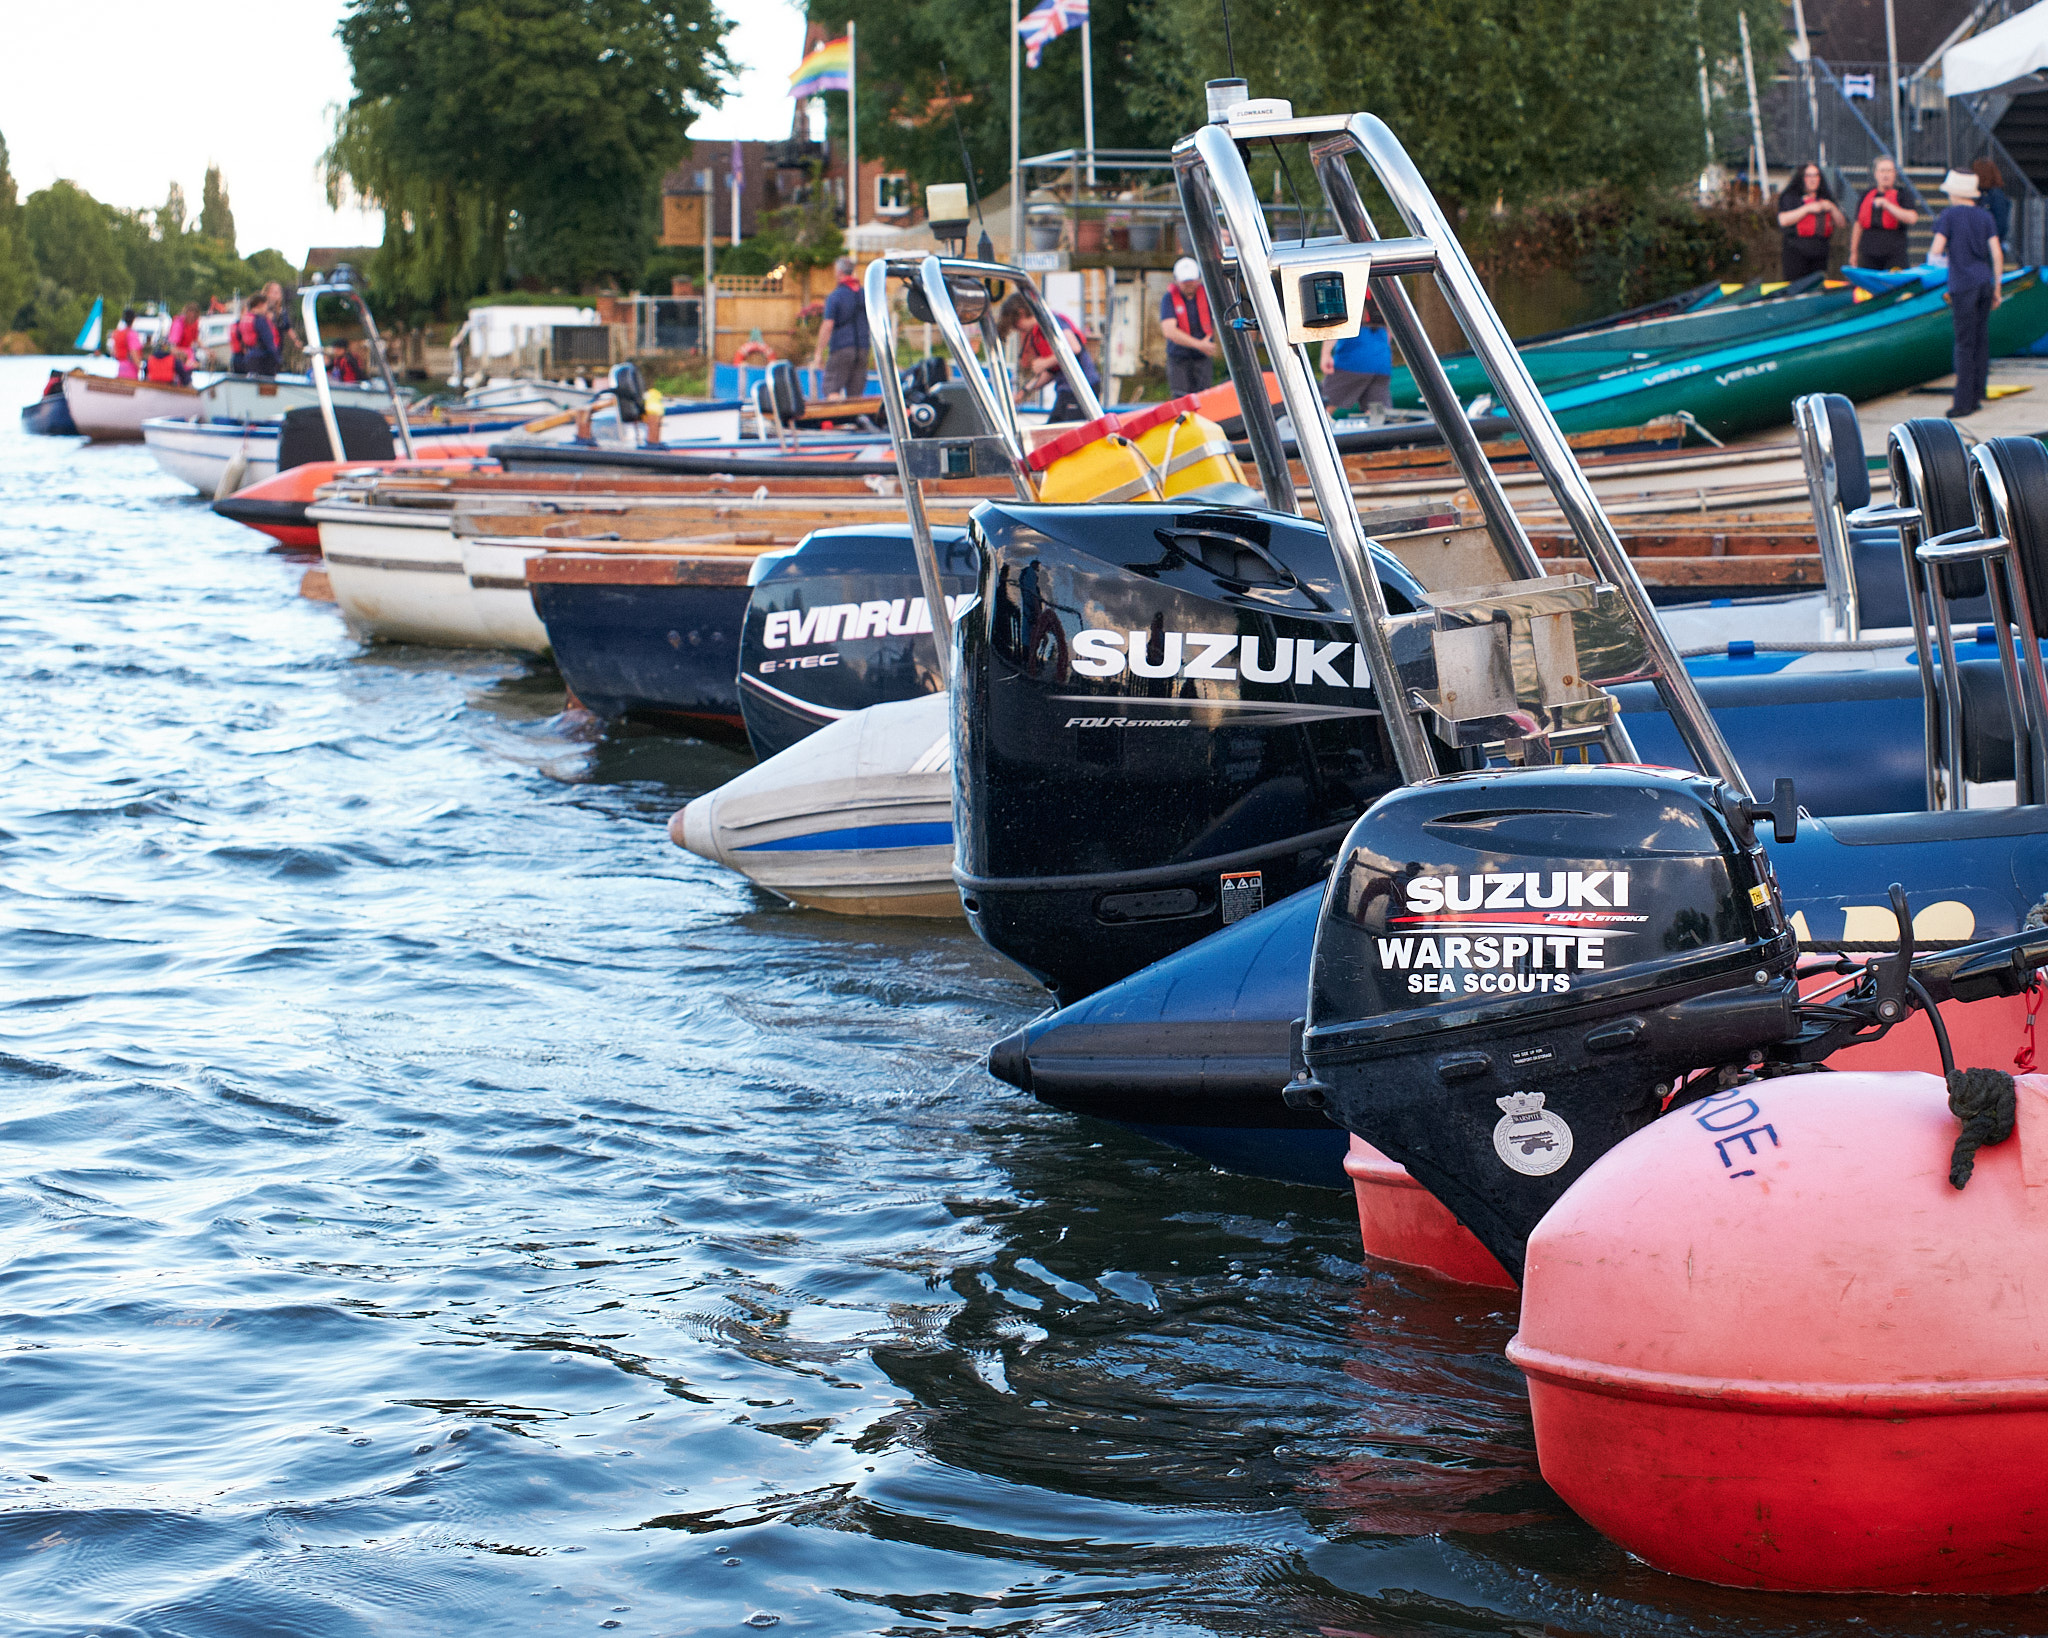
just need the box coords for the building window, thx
[875,173,911,218]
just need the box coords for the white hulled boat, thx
[672,692,959,917]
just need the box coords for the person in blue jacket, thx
[1320,290,1391,420]
[1930,168,2004,420]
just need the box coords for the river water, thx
[0,353,2037,1636]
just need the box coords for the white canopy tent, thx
[1945,1,2048,99]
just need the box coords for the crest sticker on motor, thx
[1492,1091,1574,1176]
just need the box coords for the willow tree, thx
[328,0,732,311]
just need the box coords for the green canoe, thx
[1391,279,1899,408]
[1532,267,2048,439]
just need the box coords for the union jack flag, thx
[1019,0,1087,68]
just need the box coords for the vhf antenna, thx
[939,63,994,263]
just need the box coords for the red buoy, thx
[1344,994,2031,1289]
[1344,1137,1515,1290]
[1508,1069,2048,1594]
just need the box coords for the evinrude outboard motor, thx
[1294,765,1803,1277]
[737,525,980,760]
[955,500,1456,1002]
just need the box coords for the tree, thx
[816,0,1170,209]
[329,0,734,309]
[24,181,129,308]
[0,133,36,332]
[1126,0,1783,212]
[199,164,235,251]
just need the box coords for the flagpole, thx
[1010,0,1021,262]
[1080,13,1095,188]
[847,19,859,233]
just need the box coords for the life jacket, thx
[1023,314,1100,387]
[144,350,179,383]
[1167,282,1213,344]
[233,310,262,352]
[1859,187,1907,233]
[111,327,137,363]
[1796,192,1833,238]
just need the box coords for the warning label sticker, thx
[1220,870,1265,925]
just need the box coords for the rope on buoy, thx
[1947,1066,2017,1189]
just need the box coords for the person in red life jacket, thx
[237,292,285,379]
[167,300,201,361]
[327,341,366,385]
[1849,155,1921,271]
[254,282,295,371]
[1159,256,1220,398]
[1776,162,1845,281]
[144,342,190,386]
[229,301,259,375]
[110,309,143,379]
[995,293,1100,423]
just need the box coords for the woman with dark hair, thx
[996,292,1099,423]
[1974,157,2013,248]
[1777,163,1846,281]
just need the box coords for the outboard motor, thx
[610,361,647,427]
[1295,765,1802,1277]
[767,358,805,423]
[954,500,1457,1002]
[737,525,980,760]
[1296,761,2048,1279]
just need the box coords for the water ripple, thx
[3,358,2043,1636]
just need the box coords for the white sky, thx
[0,0,810,267]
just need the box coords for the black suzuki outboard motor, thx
[953,498,1454,1003]
[1296,766,1804,1278]
[738,525,980,760]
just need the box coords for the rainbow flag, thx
[789,36,851,99]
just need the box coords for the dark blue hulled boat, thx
[21,371,78,436]
[528,548,756,740]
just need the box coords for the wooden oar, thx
[518,393,616,435]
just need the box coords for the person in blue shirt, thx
[1930,169,2004,419]
[1320,291,1391,419]
[810,257,871,400]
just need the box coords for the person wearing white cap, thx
[1160,257,1220,398]
[1930,167,2004,419]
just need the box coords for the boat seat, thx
[1171,479,1265,509]
[1612,659,2015,816]
[278,404,394,471]
[1850,529,1993,628]
[1905,416,1987,602]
